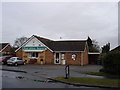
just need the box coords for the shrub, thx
[102,52,120,75]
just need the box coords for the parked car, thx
[7,57,26,66]
[0,56,12,65]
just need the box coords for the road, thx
[1,64,119,89]
[2,70,92,88]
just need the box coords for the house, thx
[15,35,89,65]
[111,45,120,52]
[0,43,12,56]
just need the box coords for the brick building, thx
[0,43,12,56]
[15,35,88,65]
[111,45,120,52]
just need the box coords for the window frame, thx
[29,52,38,58]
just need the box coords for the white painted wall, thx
[24,37,44,47]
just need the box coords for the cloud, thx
[2,2,118,49]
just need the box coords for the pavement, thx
[2,64,116,89]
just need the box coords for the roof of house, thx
[15,35,87,52]
[0,43,9,51]
[34,35,87,52]
[111,45,120,52]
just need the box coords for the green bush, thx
[102,52,120,74]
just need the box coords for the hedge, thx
[101,52,120,75]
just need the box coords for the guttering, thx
[88,52,100,54]
[54,51,84,53]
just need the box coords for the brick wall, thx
[45,49,54,64]
[0,45,12,56]
[22,51,46,64]
[16,48,88,65]
[22,49,54,64]
[2,45,12,52]
[16,48,23,59]
[83,46,88,65]
[64,52,81,65]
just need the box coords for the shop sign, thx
[22,46,46,50]
[72,54,76,60]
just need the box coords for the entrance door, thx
[54,53,60,64]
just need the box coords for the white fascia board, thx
[15,35,54,52]
[0,43,10,52]
[34,37,53,52]
[15,35,35,52]
[23,50,44,52]
[88,52,100,54]
[54,51,84,53]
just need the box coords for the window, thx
[10,57,16,61]
[29,52,38,58]
[17,57,21,60]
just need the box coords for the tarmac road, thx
[2,70,92,88]
[1,64,119,89]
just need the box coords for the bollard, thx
[64,65,70,79]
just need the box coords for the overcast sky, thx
[2,2,118,49]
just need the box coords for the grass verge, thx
[84,72,119,79]
[53,77,120,88]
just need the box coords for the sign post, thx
[64,65,70,79]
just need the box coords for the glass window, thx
[10,57,16,61]
[17,57,21,60]
[29,52,38,58]
[5,57,11,59]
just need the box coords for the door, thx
[54,53,60,64]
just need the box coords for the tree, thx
[101,43,110,53]
[87,36,100,52]
[13,37,28,48]
[87,36,93,47]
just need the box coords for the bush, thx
[102,52,120,75]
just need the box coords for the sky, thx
[1,1,119,50]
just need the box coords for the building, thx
[0,43,12,56]
[88,52,100,64]
[111,45,120,52]
[15,35,89,65]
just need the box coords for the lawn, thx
[53,77,120,88]
[84,72,120,79]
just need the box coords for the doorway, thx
[54,53,60,64]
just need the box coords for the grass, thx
[53,77,120,88]
[84,72,120,79]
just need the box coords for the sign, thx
[72,54,76,60]
[22,46,46,51]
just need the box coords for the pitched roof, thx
[16,35,87,52]
[111,45,120,52]
[34,35,87,52]
[0,43,9,51]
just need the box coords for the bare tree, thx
[92,40,100,52]
[13,37,28,48]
